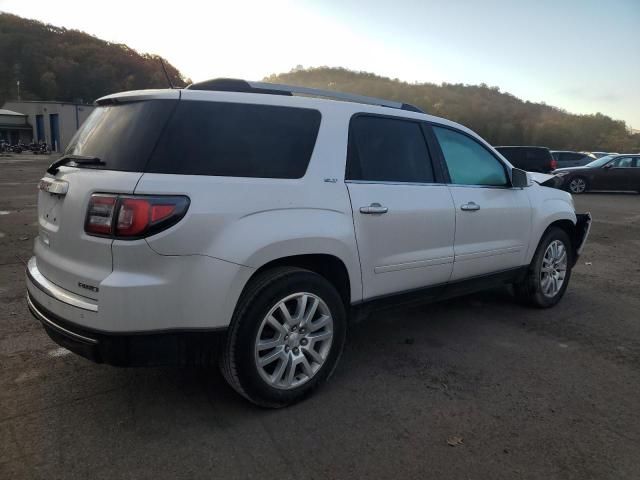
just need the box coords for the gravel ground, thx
[1,154,639,479]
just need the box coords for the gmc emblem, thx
[78,282,99,293]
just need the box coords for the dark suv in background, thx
[495,146,557,173]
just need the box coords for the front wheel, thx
[567,176,588,194]
[220,267,347,408]
[514,227,573,308]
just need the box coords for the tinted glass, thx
[495,147,524,163]
[148,101,321,178]
[610,156,633,167]
[564,152,585,161]
[525,148,551,161]
[347,116,434,182]
[433,127,508,186]
[65,100,177,172]
[586,155,614,167]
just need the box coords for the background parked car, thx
[494,146,557,173]
[551,151,593,168]
[583,151,618,159]
[553,154,640,193]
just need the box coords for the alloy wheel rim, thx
[254,292,334,390]
[540,240,568,298]
[569,178,585,193]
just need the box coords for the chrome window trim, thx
[345,180,515,190]
[345,179,446,187]
[445,183,514,190]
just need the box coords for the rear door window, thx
[147,101,321,178]
[346,115,435,183]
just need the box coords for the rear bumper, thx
[27,292,226,367]
[27,248,253,332]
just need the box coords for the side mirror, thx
[603,163,613,169]
[511,168,528,188]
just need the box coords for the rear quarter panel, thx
[134,107,363,303]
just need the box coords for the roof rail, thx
[186,78,425,113]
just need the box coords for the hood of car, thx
[528,171,554,184]
[528,171,564,189]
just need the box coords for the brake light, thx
[550,158,558,171]
[85,195,116,235]
[85,194,189,239]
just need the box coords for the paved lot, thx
[1,154,639,479]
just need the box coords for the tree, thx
[0,13,187,106]
[266,67,639,152]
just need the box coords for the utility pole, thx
[16,80,20,101]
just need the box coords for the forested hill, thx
[0,13,187,105]
[267,68,640,152]
[1,11,636,152]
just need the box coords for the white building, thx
[1,101,95,151]
[0,108,32,144]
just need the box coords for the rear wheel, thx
[568,176,587,194]
[514,227,573,308]
[220,267,347,408]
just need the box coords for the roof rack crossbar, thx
[186,78,425,113]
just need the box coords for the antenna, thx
[158,57,175,89]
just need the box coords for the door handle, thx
[460,202,480,211]
[360,203,388,214]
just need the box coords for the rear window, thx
[495,147,524,163]
[560,152,586,161]
[147,101,321,178]
[525,148,552,161]
[65,100,178,172]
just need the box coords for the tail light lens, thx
[85,195,117,235]
[85,194,189,239]
[550,158,558,171]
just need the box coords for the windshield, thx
[65,100,177,172]
[585,155,615,168]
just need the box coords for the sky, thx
[1,0,639,128]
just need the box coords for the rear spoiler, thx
[96,89,181,105]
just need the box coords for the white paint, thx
[30,88,582,335]
[48,347,71,357]
[0,211,12,215]
[15,369,41,383]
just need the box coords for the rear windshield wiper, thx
[47,155,106,175]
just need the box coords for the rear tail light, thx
[550,158,558,171]
[85,195,117,235]
[85,194,189,239]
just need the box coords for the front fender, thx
[525,195,577,263]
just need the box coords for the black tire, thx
[514,227,573,308]
[567,176,588,194]
[220,267,347,408]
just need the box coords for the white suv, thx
[26,79,591,407]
